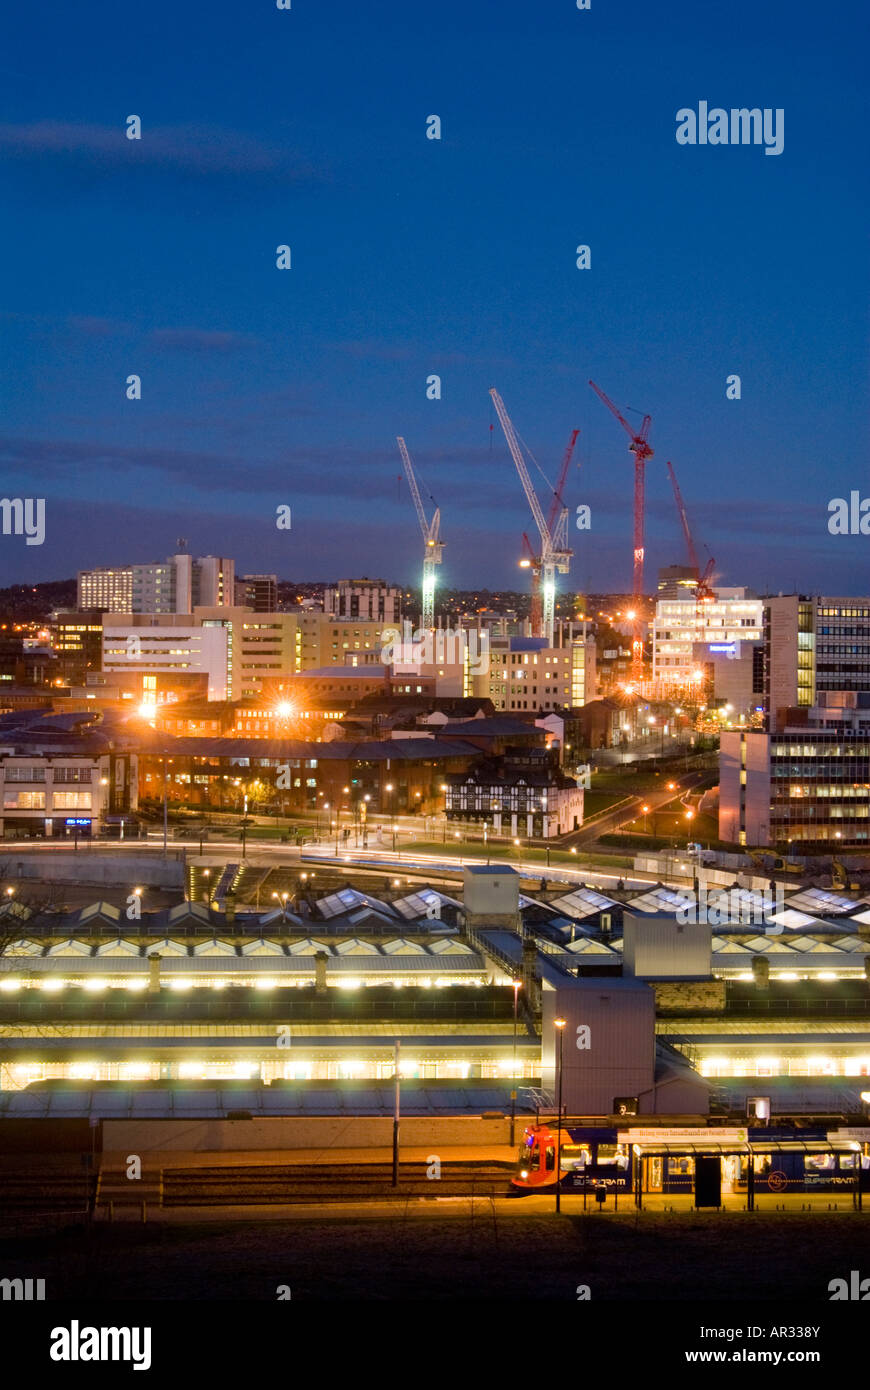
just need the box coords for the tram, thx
[511,1122,870,1198]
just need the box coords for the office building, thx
[652,587,763,685]
[49,610,104,683]
[79,555,235,615]
[102,617,231,701]
[764,594,870,731]
[471,630,596,713]
[324,578,401,625]
[0,713,137,839]
[235,575,278,613]
[77,567,133,612]
[657,564,699,599]
[719,701,870,847]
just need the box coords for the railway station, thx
[2,862,870,1127]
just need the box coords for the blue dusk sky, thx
[0,0,867,597]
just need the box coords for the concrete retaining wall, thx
[103,1114,512,1155]
[8,852,184,889]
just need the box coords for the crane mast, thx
[589,379,654,685]
[396,437,444,631]
[490,388,572,646]
[666,460,716,608]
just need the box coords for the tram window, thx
[753,1154,772,1175]
[562,1145,591,1166]
[544,1146,556,1172]
[667,1157,695,1176]
[805,1153,835,1172]
[838,1154,857,1170]
[598,1144,629,1169]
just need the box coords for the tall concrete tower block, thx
[541,977,656,1116]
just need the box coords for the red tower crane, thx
[517,429,580,639]
[666,461,715,603]
[589,381,653,682]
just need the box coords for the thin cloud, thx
[0,121,327,188]
[148,328,259,353]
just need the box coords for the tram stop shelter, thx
[618,1126,870,1210]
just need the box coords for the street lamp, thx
[385,783,396,850]
[510,980,521,1146]
[555,1017,566,1214]
[392,1040,401,1187]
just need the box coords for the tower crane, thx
[490,389,572,646]
[666,461,715,604]
[396,436,444,630]
[518,429,579,638]
[589,380,654,684]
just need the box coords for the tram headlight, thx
[520,1169,529,1179]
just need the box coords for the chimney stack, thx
[314,950,328,996]
[148,953,162,994]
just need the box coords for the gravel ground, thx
[1,1209,866,1301]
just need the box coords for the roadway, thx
[0,835,678,891]
[560,769,707,848]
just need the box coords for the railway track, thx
[160,1161,515,1206]
[0,1172,95,1218]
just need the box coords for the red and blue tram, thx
[511,1123,870,1198]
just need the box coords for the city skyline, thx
[1,0,867,592]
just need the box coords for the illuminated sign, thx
[65,817,91,827]
[618,1127,748,1144]
[708,643,736,654]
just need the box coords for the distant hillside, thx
[0,580,76,622]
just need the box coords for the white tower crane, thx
[489,389,572,646]
[396,436,444,630]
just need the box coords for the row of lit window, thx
[1,1058,538,1088]
[699,1056,870,1078]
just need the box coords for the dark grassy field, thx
[1,1210,866,1301]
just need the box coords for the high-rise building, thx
[77,567,133,612]
[324,578,401,625]
[657,564,698,599]
[78,555,235,615]
[763,595,870,731]
[235,574,278,612]
[192,556,234,609]
[651,587,763,685]
[720,700,870,848]
[50,609,104,682]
